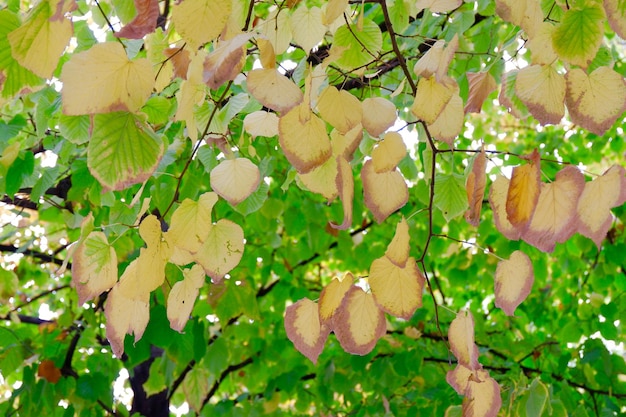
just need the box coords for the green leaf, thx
[433,173,468,222]
[6,151,35,197]
[88,112,164,192]
[552,5,605,67]
[59,114,90,145]
[526,378,549,416]
[31,165,60,202]
[333,18,383,70]
[142,96,173,126]
[183,367,211,413]
[234,181,269,216]
[0,115,26,140]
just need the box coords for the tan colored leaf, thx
[495,0,542,37]
[319,272,354,326]
[167,265,205,332]
[175,50,207,142]
[203,33,251,89]
[279,103,332,173]
[330,157,354,230]
[115,0,159,39]
[38,359,62,384]
[105,281,150,358]
[565,66,626,136]
[331,124,363,160]
[416,0,462,13]
[291,6,327,53]
[371,132,407,173]
[61,42,154,115]
[369,256,424,319]
[171,0,231,49]
[410,75,455,124]
[247,68,303,113]
[488,175,522,240]
[385,217,410,267]
[465,147,487,226]
[333,286,386,355]
[298,156,339,201]
[448,309,480,370]
[194,219,245,282]
[324,0,349,25]
[463,372,502,417]
[604,0,626,39]
[428,92,463,146]
[362,97,397,137]
[317,86,362,133]
[257,38,276,69]
[413,35,458,82]
[577,165,626,248]
[165,47,191,79]
[243,111,279,138]
[464,72,497,114]
[446,363,475,395]
[526,23,558,65]
[168,192,218,253]
[499,70,529,119]
[258,8,293,55]
[494,250,534,316]
[284,298,330,364]
[362,160,409,223]
[515,64,565,125]
[210,158,261,206]
[71,231,118,305]
[522,166,585,252]
[506,149,541,230]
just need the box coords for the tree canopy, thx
[1,0,625,416]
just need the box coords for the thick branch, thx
[0,243,67,267]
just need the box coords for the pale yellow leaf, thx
[446,363,474,395]
[369,256,424,319]
[171,0,231,49]
[495,0,542,37]
[371,132,407,173]
[463,372,502,417]
[362,160,409,223]
[257,39,276,69]
[298,156,339,201]
[210,158,261,206]
[247,68,303,113]
[465,147,486,227]
[175,50,207,142]
[317,86,363,133]
[167,265,205,332]
[605,0,626,39]
[323,0,349,25]
[259,8,293,55]
[416,0,462,13]
[448,309,480,370]
[61,42,154,115]
[506,149,541,230]
[243,111,279,138]
[329,156,354,230]
[488,175,521,240]
[194,219,245,282]
[318,272,354,325]
[515,64,565,125]
[464,72,497,114]
[410,75,455,124]
[413,35,458,82]
[526,23,558,65]
[284,298,330,363]
[385,217,410,267]
[494,250,534,316]
[291,6,327,53]
[565,66,626,136]
[362,97,397,137]
[330,124,363,160]
[428,92,463,146]
[105,281,150,358]
[71,231,118,306]
[168,192,218,253]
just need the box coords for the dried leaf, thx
[465,147,487,226]
[506,149,541,230]
[494,250,534,316]
[284,298,330,363]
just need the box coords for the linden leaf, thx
[171,0,231,49]
[105,281,150,358]
[279,103,332,173]
[499,70,530,119]
[284,298,330,364]
[362,97,397,137]
[495,0,542,37]
[319,272,354,326]
[413,35,458,82]
[291,6,327,53]
[385,217,410,267]
[243,111,279,138]
[210,158,261,206]
[71,231,118,306]
[194,219,245,283]
[416,0,462,13]
[526,23,558,66]
[449,309,480,370]
[333,286,386,355]
[329,157,354,230]
[411,75,455,124]
[331,124,363,160]
[362,160,409,223]
[317,86,362,134]
[38,359,62,384]
[522,166,585,252]
[465,72,497,114]
[115,0,159,39]
[175,50,207,142]
[604,0,626,39]
[183,367,210,414]
[434,173,469,222]
[577,165,626,248]
[7,0,74,78]
[552,4,605,68]
[489,175,522,240]
[167,265,206,332]
[203,33,251,90]
[446,364,474,395]
[332,18,383,70]
[168,192,218,254]
[515,64,565,125]
[565,66,626,136]
[324,0,349,25]
[371,132,407,173]
[88,112,164,192]
[369,256,424,319]
[463,372,502,417]
[428,92,464,146]
[247,68,303,113]
[298,156,339,201]
[494,250,534,316]
[506,149,541,230]
[465,147,487,227]
[258,8,292,55]
[61,42,154,115]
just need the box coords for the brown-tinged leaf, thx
[604,0,626,39]
[428,92,464,146]
[410,75,455,124]
[368,256,424,319]
[489,175,522,240]
[167,265,205,332]
[515,64,565,125]
[165,47,191,79]
[385,217,410,267]
[371,132,407,173]
[446,363,474,395]
[330,157,354,230]
[494,250,534,316]
[463,371,502,417]
[465,147,487,226]
[284,298,330,363]
[105,281,150,358]
[210,158,261,206]
[115,0,159,39]
[362,97,397,137]
[465,72,497,114]
[448,309,480,370]
[333,286,386,355]
[203,33,251,89]
[247,68,303,113]
[38,359,62,383]
[319,272,354,326]
[506,149,541,230]
[71,231,118,305]
[362,160,409,223]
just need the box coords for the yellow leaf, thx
[8,0,74,78]
[448,309,480,370]
[416,0,462,13]
[515,64,565,125]
[446,364,474,395]
[167,265,205,332]
[175,50,207,142]
[362,97,397,137]
[71,231,118,305]
[371,132,407,173]
[171,0,231,49]
[258,8,293,55]
[526,23,558,65]
[247,68,303,113]
[495,0,542,37]
[284,298,330,364]
[291,6,327,53]
[333,286,386,355]
[412,35,458,82]
[522,166,585,252]
[279,103,332,173]
[210,158,261,206]
[61,42,154,115]
[105,281,150,358]
[488,175,521,240]
[410,75,455,124]
[115,0,159,39]
[465,147,486,227]
[565,66,626,136]
[428,92,463,146]
[298,156,339,201]
[506,149,541,230]
[203,33,251,90]
[316,86,363,133]
[385,217,410,267]
[494,250,534,316]
[168,192,218,253]
[577,165,626,248]
[369,256,424,319]
[463,372,502,417]
[194,219,245,282]
[323,0,349,25]
[329,156,354,230]
[243,111,279,138]
[464,72,497,114]
[330,124,363,160]
[318,272,354,326]
[0,142,21,170]
[362,160,409,223]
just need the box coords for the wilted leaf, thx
[362,97,397,137]
[319,273,354,326]
[465,72,497,114]
[167,265,206,332]
[115,0,159,39]
[37,359,62,383]
[171,0,231,49]
[494,250,534,316]
[362,160,409,223]
[506,149,541,230]
[371,132,407,173]
[247,69,303,113]
[210,158,261,206]
[465,148,486,226]
[71,231,118,305]
[194,219,245,282]
[448,310,480,370]
[369,256,424,319]
[515,64,565,125]
[284,298,330,364]
[317,86,362,133]
[168,192,218,253]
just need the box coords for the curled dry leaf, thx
[506,149,541,230]
[465,147,486,227]
[284,298,330,364]
[494,250,534,316]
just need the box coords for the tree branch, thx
[0,244,68,267]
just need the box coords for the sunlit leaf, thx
[318,273,353,326]
[465,147,486,226]
[105,280,150,358]
[369,256,424,319]
[371,132,407,173]
[115,0,159,39]
[411,75,456,124]
[290,6,326,53]
[552,4,605,68]
[167,265,206,332]
[194,219,245,282]
[317,86,362,134]
[284,298,330,364]
[203,33,251,90]
[506,149,541,230]
[175,50,207,142]
[465,72,497,114]
[416,0,462,13]
[171,0,231,49]
[463,372,502,417]
[385,217,410,267]
[413,35,458,82]
[71,231,118,306]
[448,309,480,370]
[495,0,542,37]
[494,250,534,316]
[526,23,558,65]
[329,157,354,230]
[428,92,464,146]
[515,64,565,125]
[243,110,279,138]
[298,155,339,201]
[210,158,261,206]
[362,97,397,137]
[332,18,382,70]
[489,175,522,240]
[168,192,218,254]
[362,160,409,223]
[247,69,303,114]
[258,8,292,55]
